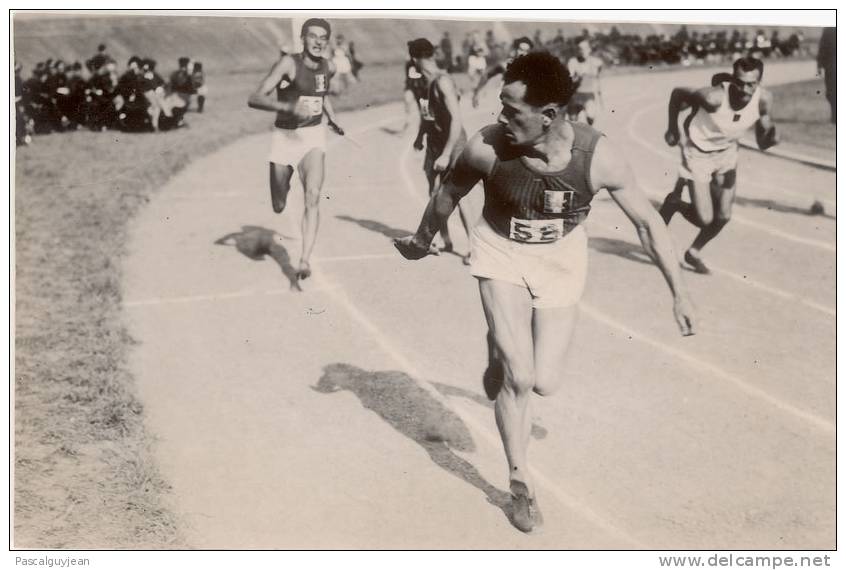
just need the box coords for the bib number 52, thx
[509,218,564,243]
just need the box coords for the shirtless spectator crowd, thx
[15,43,207,146]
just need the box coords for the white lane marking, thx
[580,303,835,436]
[313,252,397,263]
[124,286,340,307]
[315,111,646,545]
[309,265,645,547]
[589,221,835,317]
[625,104,837,252]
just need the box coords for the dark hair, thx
[408,38,435,59]
[178,56,190,67]
[512,36,533,50]
[733,56,764,78]
[128,56,141,67]
[301,18,331,38]
[503,52,574,107]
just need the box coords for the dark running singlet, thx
[481,122,602,243]
[275,53,331,130]
[422,73,467,156]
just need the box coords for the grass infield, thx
[13,63,402,548]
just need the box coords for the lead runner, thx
[394,52,696,533]
[248,17,345,283]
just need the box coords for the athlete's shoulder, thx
[464,124,504,170]
[703,85,724,104]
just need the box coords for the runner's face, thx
[303,26,329,58]
[578,41,591,58]
[498,80,545,145]
[729,68,761,103]
[515,43,531,57]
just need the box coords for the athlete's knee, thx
[532,371,564,397]
[692,206,714,227]
[501,362,535,396]
[714,208,732,226]
[303,186,322,208]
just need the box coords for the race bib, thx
[508,218,565,243]
[297,95,324,117]
[314,73,327,93]
[418,98,435,122]
[543,190,575,214]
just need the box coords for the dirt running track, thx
[124,60,834,549]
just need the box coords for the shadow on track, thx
[430,382,548,440]
[588,236,653,266]
[214,225,301,290]
[335,215,413,240]
[733,196,836,220]
[314,363,511,514]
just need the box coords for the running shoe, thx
[510,480,543,533]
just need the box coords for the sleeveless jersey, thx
[275,53,330,130]
[685,83,761,151]
[422,73,463,152]
[482,122,603,243]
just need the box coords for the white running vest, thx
[685,83,761,151]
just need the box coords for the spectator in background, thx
[191,61,207,113]
[348,41,363,79]
[440,31,454,71]
[817,27,836,124]
[331,34,356,94]
[566,38,603,125]
[170,56,194,106]
[15,62,32,145]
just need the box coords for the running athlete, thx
[566,38,603,125]
[659,56,777,274]
[471,37,533,108]
[398,58,427,134]
[248,18,345,282]
[408,38,473,261]
[394,53,696,534]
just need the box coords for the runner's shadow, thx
[335,215,413,240]
[588,236,653,266]
[214,225,300,290]
[314,363,511,514]
[430,382,548,440]
[733,196,835,220]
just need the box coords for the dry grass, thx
[13,64,403,548]
[769,77,835,154]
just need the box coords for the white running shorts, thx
[268,123,327,167]
[469,217,588,309]
[678,139,738,181]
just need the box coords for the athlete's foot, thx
[440,242,454,254]
[684,250,711,275]
[462,253,471,266]
[296,260,312,281]
[509,480,543,534]
[659,192,681,224]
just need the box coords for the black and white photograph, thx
[10,7,838,560]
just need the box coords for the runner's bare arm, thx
[395,132,490,259]
[591,137,696,336]
[433,76,463,171]
[755,88,778,150]
[665,86,721,145]
[472,64,501,106]
[322,96,344,134]
[247,55,298,113]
